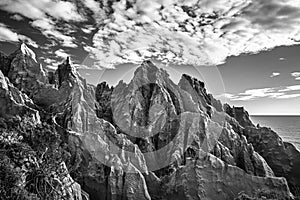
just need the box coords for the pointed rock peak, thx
[133,60,162,81]
[140,59,158,71]
[56,57,77,87]
[17,43,37,62]
[64,56,71,65]
[180,74,205,89]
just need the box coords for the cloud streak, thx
[0,23,38,48]
[225,84,300,101]
[270,72,280,77]
[291,72,300,80]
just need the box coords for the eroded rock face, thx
[102,61,227,173]
[163,153,292,200]
[0,70,39,121]
[7,43,47,97]
[224,104,300,196]
[214,126,274,177]
[1,44,298,200]
[0,51,12,76]
[94,60,294,200]
[46,59,151,200]
[224,104,254,128]
[0,45,88,200]
[244,127,300,195]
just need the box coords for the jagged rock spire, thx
[56,57,76,88]
[11,42,38,63]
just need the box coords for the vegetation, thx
[0,116,71,200]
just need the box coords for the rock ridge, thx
[0,44,298,200]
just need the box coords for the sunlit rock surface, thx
[0,70,39,121]
[0,44,299,200]
[164,154,292,200]
[225,104,300,196]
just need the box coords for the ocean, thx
[250,116,300,150]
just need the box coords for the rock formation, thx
[225,105,300,196]
[0,44,299,200]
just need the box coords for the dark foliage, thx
[0,116,71,200]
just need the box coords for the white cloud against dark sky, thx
[0,0,299,114]
[0,0,299,68]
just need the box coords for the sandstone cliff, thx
[0,44,298,200]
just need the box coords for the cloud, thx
[81,26,96,34]
[0,23,38,48]
[10,14,24,21]
[279,85,300,92]
[82,0,106,24]
[226,84,300,101]
[55,49,69,59]
[82,0,300,68]
[73,64,90,69]
[0,0,83,48]
[0,0,85,22]
[43,58,57,64]
[0,23,19,42]
[270,72,280,77]
[291,72,300,80]
[234,88,284,100]
[31,18,77,48]
[1,0,300,70]
[276,94,300,99]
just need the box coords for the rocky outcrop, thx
[0,45,88,200]
[41,58,152,200]
[0,44,298,200]
[214,126,274,177]
[0,70,39,121]
[163,153,292,200]
[95,82,113,122]
[244,127,300,196]
[6,43,47,96]
[95,60,292,199]
[224,104,254,128]
[0,51,12,76]
[224,104,300,196]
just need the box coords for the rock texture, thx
[0,44,299,200]
[225,104,300,196]
[244,127,300,195]
[164,153,291,200]
[0,70,39,121]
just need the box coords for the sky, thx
[0,0,299,115]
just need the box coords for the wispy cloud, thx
[31,19,77,48]
[0,23,38,48]
[279,85,300,92]
[276,94,300,99]
[225,84,300,101]
[0,23,19,42]
[270,72,280,77]
[0,0,85,22]
[0,0,84,48]
[291,72,300,80]
[55,49,69,59]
